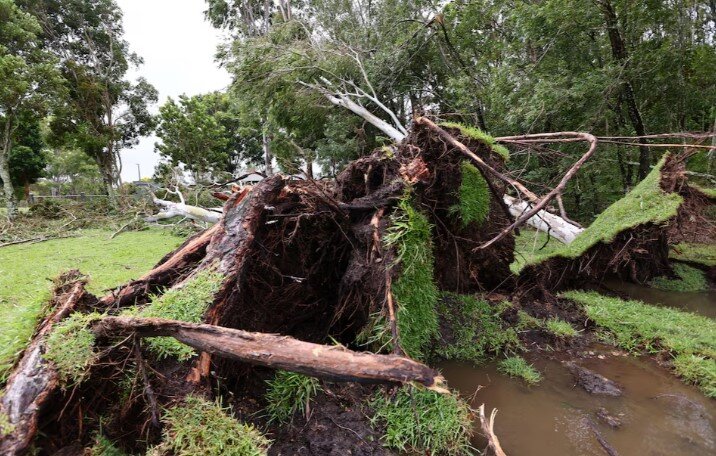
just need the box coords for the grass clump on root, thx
[523,155,683,267]
[265,370,322,424]
[439,121,510,161]
[669,243,716,268]
[650,263,708,292]
[44,311,101,386]
[124,270,222,361]
[435,293,520,363]
[370,385,473,455]
[498,356,542,385]
[89,434,127,456]
[385,197,439,360]
[563,290,716,397]
[454,161,491,227]
[152,396,270,456]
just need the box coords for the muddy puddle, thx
[603,280,715,318]
[439,345,715,455]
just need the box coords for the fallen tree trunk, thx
[146,195,221,224]
[0,274,87,456]
[503,195,583,244]
[92,316,440,387]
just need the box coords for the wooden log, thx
[0,277,86,456]
[503,195,583,244]
[478,404,508,456]
[92,317,440,387]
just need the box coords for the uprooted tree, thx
[1,116,713,454]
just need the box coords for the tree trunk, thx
[262,128,274,177]
[0,128,18,220]
[599,0,651,179]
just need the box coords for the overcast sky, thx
[117,0,231,181]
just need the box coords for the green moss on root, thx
[435,293,520,363]
[456,161,491,227]
[385,197,439,360]
[650,263,708,292]
[439,121,510,161]
[563,290,716,397]
[370,385,473,455]
[152,396,270,456]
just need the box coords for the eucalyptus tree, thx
[0,0,62,219]
[19,0,157,206]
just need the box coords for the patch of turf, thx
[691,183,716,199]
[124,270,222,361]
[515,310,542,330]
[265,370,322,424]
[523,155,683,267]
[370,385,473,455]
[0,229,183,382]
[385,197,439,360]
[497,356,542,385]
[510,228,565,274]
[439,121,510,161]
[44,312,101,386]
[650,263,708,292]
[669,243,716,267]
[435,293,520,363]
[455,161,491,227]
[563,290,716,397]
[544,318,579,338]
[154,396,270,456]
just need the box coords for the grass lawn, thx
[0,228,184,381]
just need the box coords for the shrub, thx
[265,371,322,424]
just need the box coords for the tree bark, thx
[0,120,18,220]
[598,0,651,179]
[91,317,440,387]
[0,276,86,456]
[503,195,583,244]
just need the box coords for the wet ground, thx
[439,347,715,455]
[603,279,716,318]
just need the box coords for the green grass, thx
[691,183,716,199]
[669,243,716,267]
[435,293,520,363]
[370,385,473,455]
[544,318,579,338]
[44,311,101,386]
[123,270,222,361]
[154,396,270,456]
[497,356,542,385]
[385,197,439,360]
[439,121,510,161]
[522,155,683,267]
[563,290,716,397]
[0,228,183,382]
[264,370,322,424]
[510,228,565,274]
[89,434,127,456]
[650,263,708,292]
[455,161,491,227]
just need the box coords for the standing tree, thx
[0,0,61,219]
[8,115,48,201]
[22,0,157,207]
[155,92,259,181]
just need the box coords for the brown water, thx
[439,346,715,456]
[604,280,716,318]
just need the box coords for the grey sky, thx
[117,0,231,181]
